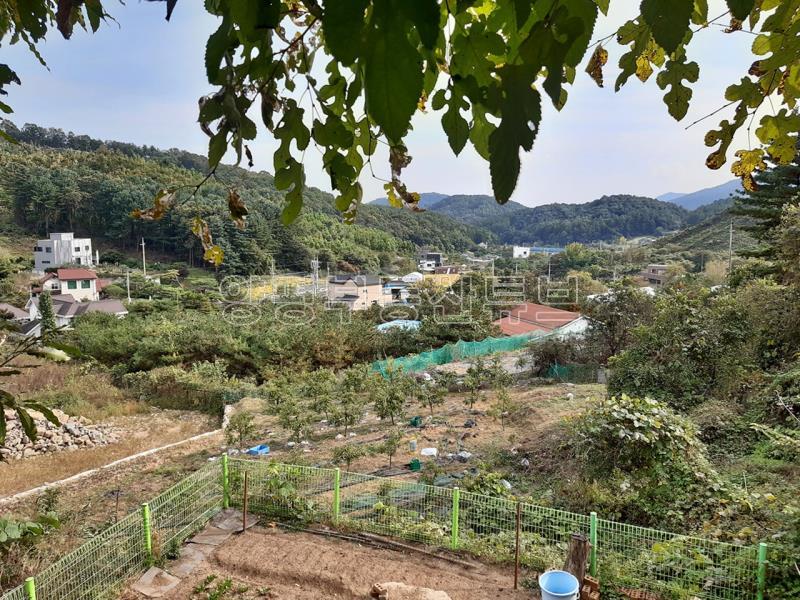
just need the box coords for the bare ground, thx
[0,409,219,498]
[137,527,535,600]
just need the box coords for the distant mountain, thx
[477,195,689,245]
[658,180,741,210]
[426,194,526,226]
[657,192,687,202]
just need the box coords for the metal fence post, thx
[451,487,460,551]
[222,454,230,509]
[757,542,768,600]
[24,577,36,600]
[589,511,598,577]
[333,468,341,524]
[141,502,153,566]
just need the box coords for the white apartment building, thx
[34,233,94,272]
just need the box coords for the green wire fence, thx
[371,331,549,376]
[2,459,766,600]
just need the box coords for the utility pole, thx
[140,237,147,276]
[126,268,131,304]
[547,253,552,280]
[728,220,734,274]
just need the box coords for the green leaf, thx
[322,0,369,64]
[15,407,36,442]
[488,66,541,203]
[640,0,693,54]
[208,131,227,169]
[442,90,469,155]
[755,109,800,164]
[594,0,610,15]
[25,402,61,429]
[397,0,441,49]
[312,117,353,148]
[205,18,232,84]
[656,58,699,120]
[364,3,424,143]
[726,0,756,20]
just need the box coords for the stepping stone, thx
[189,525,233,546]
[210,508,260,532]
[131,567,181,598]
[378,582,452,600]
[166,543,212,578]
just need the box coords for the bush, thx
[608,289,755,409]
[122,361,246,416]
[575,394,711,475]
[523,337,590,377]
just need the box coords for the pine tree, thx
[731,154,800,264]
[39,291,56,338]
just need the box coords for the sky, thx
[2,1,756,207]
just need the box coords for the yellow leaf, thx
[203,245,224,266]
[636,54,654,82]
[731,149,767,191]
[585,45,608,88]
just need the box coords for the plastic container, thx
[409,439,418,452]
[246,444,270,456]
[538,570,579,600]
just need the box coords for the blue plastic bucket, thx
[538,570,579,600]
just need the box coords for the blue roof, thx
[376,319,421,332]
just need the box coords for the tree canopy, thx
[2,1,799,263]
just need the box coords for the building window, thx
[34,246,42,252]
[67,281,77,290]
[42,260,50,265]
[85,245,90,251]
[45,247,52,253]
[81,280,90,289]
[74,247,81,252]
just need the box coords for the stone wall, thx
[1,408,120,460]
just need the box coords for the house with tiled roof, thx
[32,269,101,302]
[493,302,588,337]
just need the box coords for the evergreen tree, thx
[39,291,56,338]
[731,154,800,266]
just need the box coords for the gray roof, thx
[32,295,128,318]
[19,320,41,336]
[328,274,381,286]
[0,303,29,320]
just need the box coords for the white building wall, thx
[33,233,93,272]
[60,279,98,302]
[512,246,531,259]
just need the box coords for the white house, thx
[512,246,531,259]
[35,269,100,302]
[34,233,94,273]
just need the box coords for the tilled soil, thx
[161,527,535,599]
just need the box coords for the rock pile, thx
[1,408,120,460]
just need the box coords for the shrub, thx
[225,412,256,448]
[608,289,755,409]
[575,394,712,475]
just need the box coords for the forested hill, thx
[0,122,489,273]
[373,192,694,245]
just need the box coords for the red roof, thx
[56,268,98,281]
[493,302,581,336]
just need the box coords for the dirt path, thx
[150,527,535,600]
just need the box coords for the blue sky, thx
[3,1,754,207]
